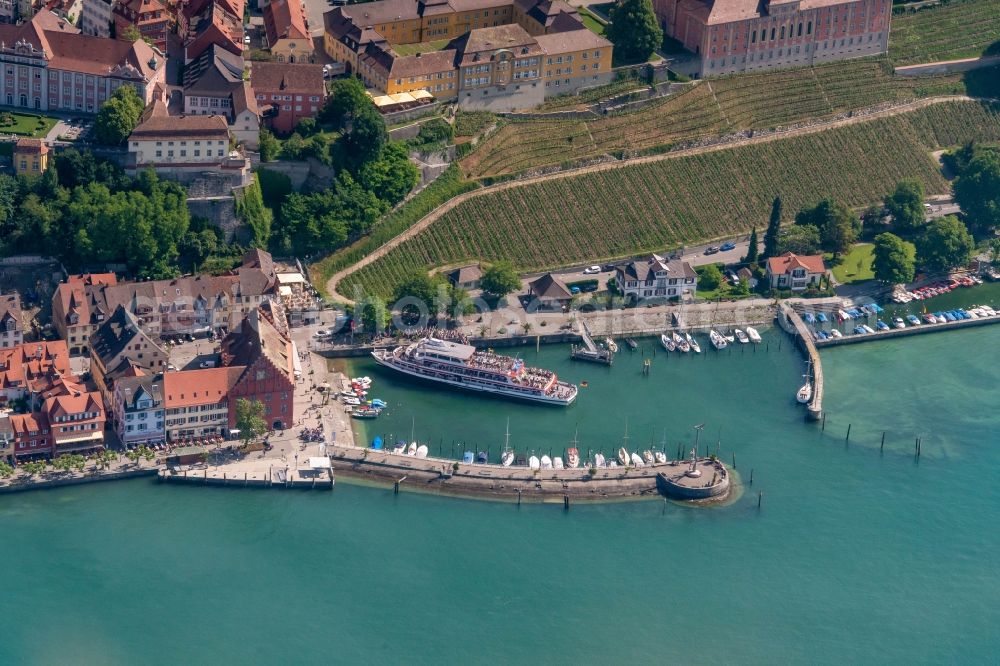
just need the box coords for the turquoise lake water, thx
[3,302,1000,664]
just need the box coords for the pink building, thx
[653,0,892,77]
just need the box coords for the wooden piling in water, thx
[758,491,763,509]
[750,468,753,485]
[731,451,736,469]
[821,413,826,431]
[564,495,570,510]
[881,432,885,452]
[845,423,851,442]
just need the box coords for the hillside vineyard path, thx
[327,95,986,304]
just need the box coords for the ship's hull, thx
[371,351,576,406]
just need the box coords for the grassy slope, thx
[342,101,1000,298]
[890,0,1000,66]
[459,59,968,179]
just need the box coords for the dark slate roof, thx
[528,272,571,299]
[116,373,164,409]
[89,305,144,366]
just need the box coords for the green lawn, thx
[0,109,57,138]
[579,8,607,37]
[393,39,452,57]
[830,244,875,284]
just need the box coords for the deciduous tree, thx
[916,214,974,272]
[235,398,267,448]
[883,179,926,232]
[94,85,145,146]
[481,261,521,298]
[778,224,821,255]
[953,149,1000,233]
[872,232,916,284]
[606,0,663,65]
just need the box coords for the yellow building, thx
[536,29,613,93]
[13,138,49,175]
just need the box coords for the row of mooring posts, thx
[826,418,923,459]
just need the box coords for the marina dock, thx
[811,311,1000,347]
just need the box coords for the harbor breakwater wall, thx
[813,311,1000,347]
[325,444,681,502]
[779,304,823,421]
[0,468,158,494]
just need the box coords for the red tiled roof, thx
[163,366,244,407]
[249,61,324,95]
[264,0,311,45]
[766,252,826,275]
[130,99,230,140]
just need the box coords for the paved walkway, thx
[325,95,988,304]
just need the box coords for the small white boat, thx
[686,332,701,353]
[608,460,619,468]
[673,332,689,352]
[746,326,762,343]
[797,383,813,404]
[528,455,540,470]
[553,456,564,470]
[392,441,406,454]
[660,333,676,352]
[617,447,629,465]
[501,450,514,467]
[862,324,875,334]
[829,329,843,338]
[594,452,606,468]
[735,329,749,344]
[406,442,417,456]
[605,337,619,353]
[567,447,580,468]
[724,331,735,343]
[540,455,553,469]
[415,444,428,458]
[893,317,906,329]
[642,450,654,464]
[630,452,645,467]
[654,451,667,464]
[342,396,361,405]
[709,330,728,350]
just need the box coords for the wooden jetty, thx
[570,321,614,365]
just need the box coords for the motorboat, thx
[528,455,540,470]
[724,331,735,343]
[625,338,638,350]
[501,449,515,467]
[617,447,629,465]
[686,332,701,353]
[923,313,938,324]
[797,382,813,404]
[906,314,921,326]
[540,455,553,469]
[673,332,689,352]
[745,326,762,343]
[709,330,728,350]
[735,328,749,344]
[862,324,875,333]
[608,460,619,468]
[553,456,564,470]
[567,447,580,468]
[816,312,828,323]
[392,440,406,454]
[342,396,361,406]
[654,451,667,464]
[407,442,418,456]
[829,329,843,338]
[630,452,645,467]
[351,409,378,419]
[476,451,488,464]
[660,333,676,352]
[371,436,383,450]
[804,312,815,323]
[594,452,606,468]
[605,338,619,353]
[643,450,654,464]
[893,317,906,329]
[876,320,890,331]
[416,445,428,458]
[463,451,475,464]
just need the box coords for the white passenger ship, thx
[371,338,577,406]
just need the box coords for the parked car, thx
[570,286,581,294]
[582,265,602,275]
[720,241,736,251]
[601,263,617,272]
[313,329,329,338]
[703,246,720,255]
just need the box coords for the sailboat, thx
[529,455,540,470]
[724,330,735,343]
[631,452,645,467]
[594,452,606,468]
[673,331,689,352]
[567,428,580,468]
[686,332,701,353]
[710,329,728,350]
[415,444,428,458]
[617,447,630,465]
[746,326,762,343]
[406,442,417,455]
[540,455,553,469]
[605,337,619,353]
[796,381,813,404]
[500,418,514,467]
[660,333,675,352]
[643,450,654,464]
[553,456,564,469]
